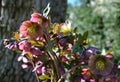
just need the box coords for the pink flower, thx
[81,68,92,80]
[32,61,48,75]
[30,13,48,28]
[61,56,68,63]
[19,40,31,51]
[19,20,43,39]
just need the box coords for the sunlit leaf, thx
[28,40,44,47]
[39,75,50,81]
[14,32,20,41]
[26,52,33,61]
[53,23,59,34]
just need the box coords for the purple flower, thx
[99,75,116,82]
[82,46,98,57]
[59,38,67,46]
[5,43,18,50]
[30,47,42,56]
[80,46,98,63]
[88,55,113,76]
[32,61,48,75]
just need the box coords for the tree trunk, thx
[0,0,67,82]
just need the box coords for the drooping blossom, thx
[19,40,31,52]
[3,39,18,50]
[32,61,48,75]
[30,47,42,56]
[59,38,67,47]
[88,55,113,76]
[81,68,92,80]
[61,56,68,64]
[80,46,98,63]
[5,43,18,50]
[19,20,43,39]
[81,46,98,57]
[30,13,48,28]
[21,63,33,69]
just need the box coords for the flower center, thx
[105,77,111,81]
[95,60,105,70]
[27,24,39,36]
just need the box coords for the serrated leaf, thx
[39,75,50,80]
[28,40,44,47]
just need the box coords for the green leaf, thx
[72,44,79,54]
[39,75,50,81]
[83,31,88,40]
[78,33,83,45]
[28,40,44,47]
[79,47,84,55]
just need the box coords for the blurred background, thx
[0,0,120,82]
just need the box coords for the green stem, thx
[44,31,60,81]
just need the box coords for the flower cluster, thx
[3,8,120,82]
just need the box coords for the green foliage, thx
[67,0,120,61]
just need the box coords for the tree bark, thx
[0,0,67,82]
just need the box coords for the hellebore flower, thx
[81,68,92,80]
[5,43,18,50]
[59,20,71,35]
[82,46,98,57]
[30,47,42,56]
[19,40,31,52]
[19,21,43,39]
[59,38,67,47]
[30,13,48,28]
[61,56,68,63]
[99,75,116,82]
[88,55,113,76]
[80,46,98,64]
[32,61,48,75]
